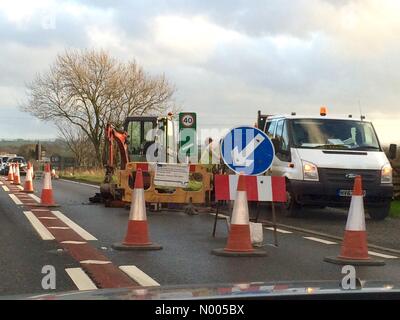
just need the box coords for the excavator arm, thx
[103,123,130,183]
[90,123,130,204]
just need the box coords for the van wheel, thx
[368,202,391,220]
[282,189,302,217]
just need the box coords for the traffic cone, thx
[23,162,34,193]
[36,163,59,207]
[212,174,266,257]
[112,169,162,250]
[324,176,384,266]
[7,163,14,181]
[13,163,21,185]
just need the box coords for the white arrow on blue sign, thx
[221,126,275,175]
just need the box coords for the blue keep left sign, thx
[221,126,275,175]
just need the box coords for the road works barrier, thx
[212,174,267,257]
[324,175,385,266]
[12,163,21,185]
[113,169,162,251]
[118,162,212,205]
[212,174,286,237]
[7,163,14,181]
[35,163,59,207]
[23,162,34,193]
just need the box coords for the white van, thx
[257,109,397,220]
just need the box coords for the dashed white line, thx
[0,181,3,185]
[265,227,293,234]
[368,251,398,259]
[65,268,98,291]
[51,211,97,241]
[2,186,9,192]
[119,265,160,287]
[28,194,41,202]
[17,185,24,190]
[48,226,70,230]
[38,216,57,220]
[61,241,87,244]
[59,179,99,189]
[303,236,337,245]
[9,194,23,205]
[80,260,111,265]
[23,211,55,240]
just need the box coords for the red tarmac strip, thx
[2,178,138,289]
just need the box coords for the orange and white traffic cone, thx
[324,176,384,266]
[37,163,59,207]
[212,174,266,257]
[7,163,14,181]
[112,169,162,250]
[23,162,34,193]
[13,163,21,185]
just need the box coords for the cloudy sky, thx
[0,0,400,143]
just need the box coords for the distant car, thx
[2,157,27,176]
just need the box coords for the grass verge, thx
[390,200,400,218]
[59,168,106,185]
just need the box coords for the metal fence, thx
[394,166,400,199]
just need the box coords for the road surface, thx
[0,177,399,297]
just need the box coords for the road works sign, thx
[154,163,190,188]
[221,126,274,175]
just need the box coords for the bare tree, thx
[57,123,95,167]
[22,49,175,166]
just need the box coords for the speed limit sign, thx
[180,113,195,128]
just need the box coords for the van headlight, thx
[381,163,392,184]
[303,161,319,181]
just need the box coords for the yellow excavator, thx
[89,113,211,211]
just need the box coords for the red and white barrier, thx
[214,175,286,202]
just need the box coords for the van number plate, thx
[337,189,366,197]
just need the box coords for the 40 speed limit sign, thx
[180,113,196,128]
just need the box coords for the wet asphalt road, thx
[1,177,400,297]
[254,203,400,251]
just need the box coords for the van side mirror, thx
[388,144,397,160]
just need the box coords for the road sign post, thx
[178,112,197,163]
[219,126,278,246]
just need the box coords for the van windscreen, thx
[290,119,380,151]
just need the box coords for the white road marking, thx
[61,241,87,244]
[210,212,230,219]
[29,194,41,202]
[59,179,99,189]
[17,185,24,190]
[65,268,98,291]
[48,226,70,230]
[368,251,398,259]
[9,194,23,205]
[38,216,57,220]
[23,211,55,240]
[119,266,160,287]
[31,209,49,212]
[0,181,3,185]
[2,186,9,192]
[80,260,111,265]
[265,227,293,234]
[51,211,97,241]
[303,236,337,245]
